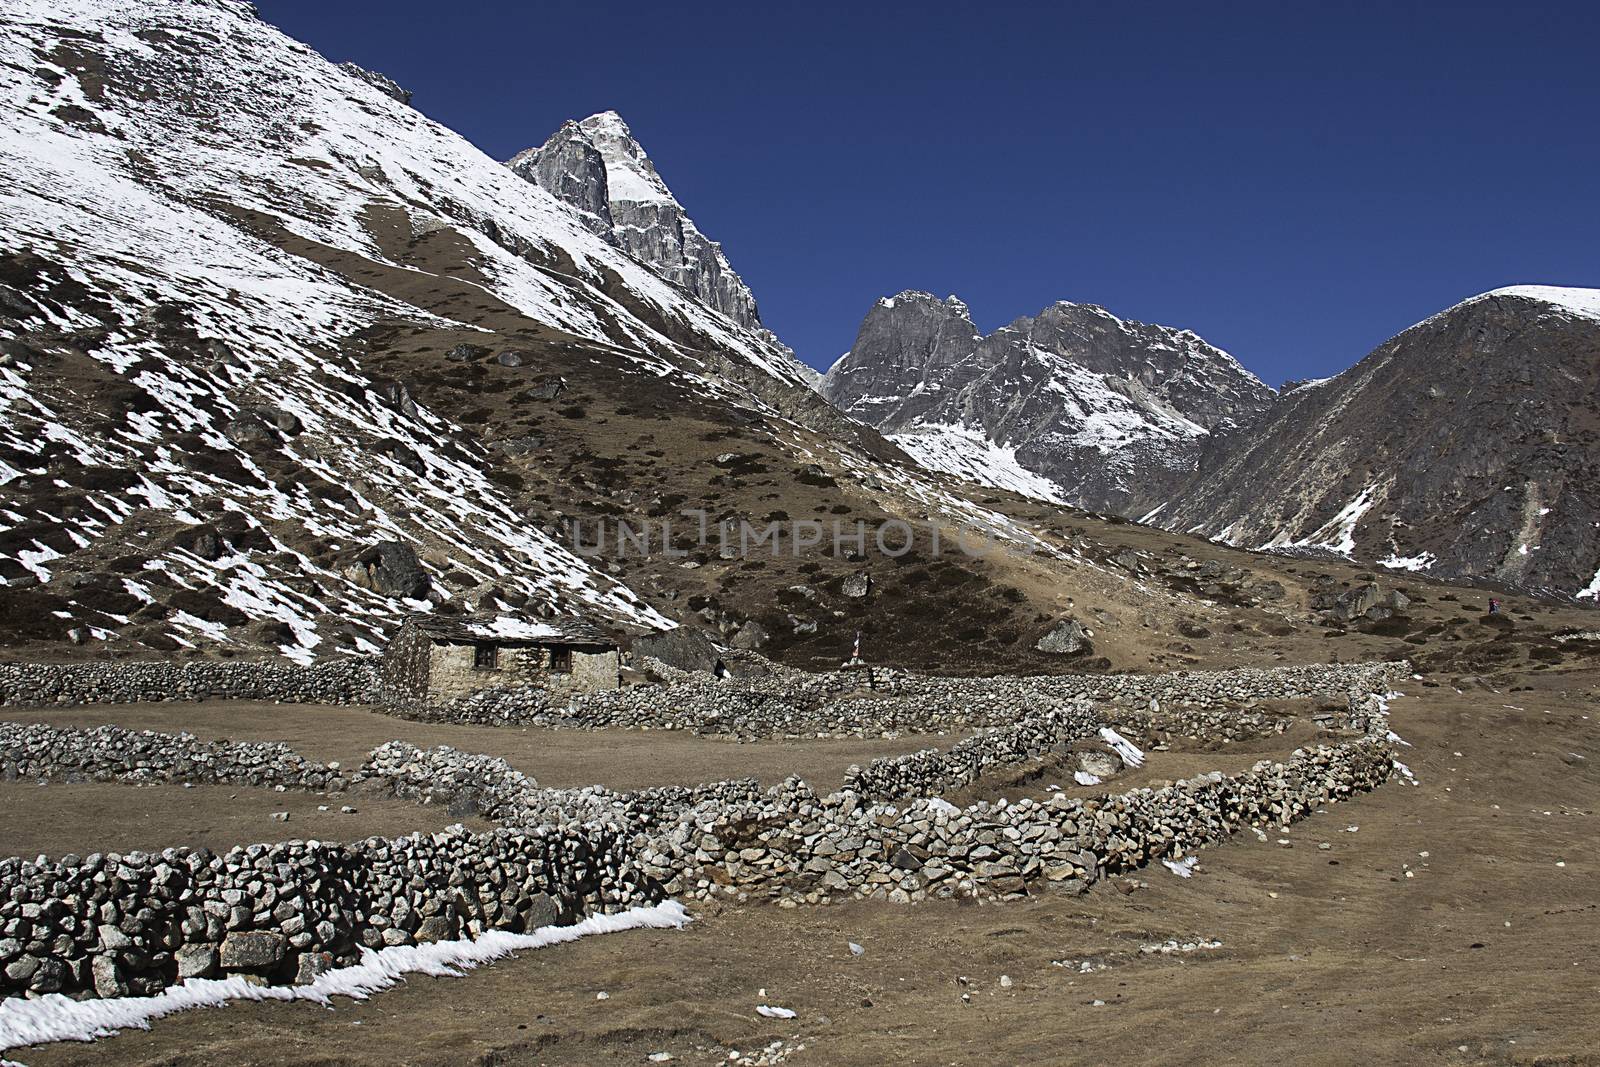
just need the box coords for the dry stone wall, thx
[0,659,377,707]
[394,660,1410,739]
[642,735,1395,905]
[0,721,346,791]
[0,823,648,999]
[352,741,763,832]
[841,702,1100,800]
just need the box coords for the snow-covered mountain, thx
[0,0,833,659]
[508,112,764,331]
[822,292,1275,514]
[1160,285,1600,600]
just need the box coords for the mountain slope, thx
[0,0,842,659]
[822,292,1275,514]
[0,0,1286,673]
[1161,285,1600,600]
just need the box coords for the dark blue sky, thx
[261,0,1598,385]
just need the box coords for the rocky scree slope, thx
[1161,286,1600,601]
[822,292,1275,515]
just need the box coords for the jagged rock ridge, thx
[822,291,1275,515]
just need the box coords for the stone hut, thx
[381,613,620,708]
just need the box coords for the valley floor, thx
[9,667,1598,1066]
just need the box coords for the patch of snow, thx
[756,1005,797,1019]
[888,423,1071,505]
[1378,550,1436,572]
[467,616,563,640]
[1578,566,1600,602]
[0,901,692,1056]
[1073,770,1102,787]
[1161,856,1197,878]
[1099,727,1145,768]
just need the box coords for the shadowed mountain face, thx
[1159,287,1600,601]
[822,292,1275,515]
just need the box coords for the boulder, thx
[294,950,335,985]
[444,342,489,363]
[176,943,219,980]
[1035,618,1092,656]
[221,414,276,448]
[1077,750,1121,778]
[252,405,302,435]
[842,572,872,598]
[347,541,431,599]
[731,621,769,650]
[91,954,127,998]
[633,628,724,674]
[520,892,563,931]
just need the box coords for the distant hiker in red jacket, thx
[1488,598,1501,615]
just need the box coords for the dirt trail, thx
[0,702,956,792]
[10,667,1598,1066]
[0,781,490,859]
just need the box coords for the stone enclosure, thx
[0,656,1411,1003]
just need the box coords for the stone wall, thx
[0,721,346,791]
[841,701,1100,800]
[0,823,648,999]
[640,735,1395,905]
[352,741,764,833]
[0,659,377,708]
[383,661,1411,740]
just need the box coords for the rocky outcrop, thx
[336,62,412,106]
[508,112,763,330]
[1161,286,1600,600]
[822,292,1275,514]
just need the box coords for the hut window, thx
[549,646,572,673]
[474,642,499,670]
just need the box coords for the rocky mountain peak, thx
[823,294,1274,513]
[507,111,764,329]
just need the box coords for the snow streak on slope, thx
[889,424,1071,505]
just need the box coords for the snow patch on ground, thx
[1162,856,1197,878]
[1578,566,1600,601]
[1099,726,1145,768]
[1261,482,1383,557]
[0,902,692,1057]
[1378,550,1436,572]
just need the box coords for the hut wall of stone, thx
[376,622,433,700]
[425,642,618,700]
